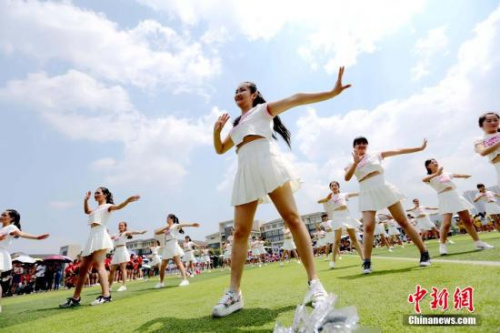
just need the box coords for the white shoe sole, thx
[212,302,244,318]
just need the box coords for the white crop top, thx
[475,132,500,162]
[411,206,427,217]
[428,172,456,193]
[0,224,20,249]
[229,103,274,146]
[476,191,497,203]
[164,225,182,242]
[88,204,113,226]
[349,152,384,181]
[183,241,194,251]
[321,220,333,232]
[317,230,325,238]
[112,233,128,246]
[283,229,292,240]
[151,246,160,255]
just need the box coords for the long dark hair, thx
[233,82,291,148]
[99,187,114,204]
[6,209,21,238]
[168,214,184,234]
[120,221,132,239]
[424,159,435,175]
[478,112,500,130]
[353,136,369,147]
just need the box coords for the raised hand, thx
[192,223,200,228]
[214,113,230,133]
[36,233,50,240]
[332,67,352,96]
[421,139,428,151]
[437,167,443,175]
[127,195,141,203]
[84,191,91,201]
[352,151,362,165]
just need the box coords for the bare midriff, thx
[492,155,500,164]
[359,171,381,183]
[439,187,453,194]
[236,135,266,153]
[115,244,125,248]
[90,223,101,228]
[416,214,426,218]
[333,206,348,211]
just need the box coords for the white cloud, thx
[137,0,426,71]
[0,70,219,186]
[0,0,220,92]
[411,26,449,80]
[291,5,500,215]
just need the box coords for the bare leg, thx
[229,200,259,291]
[73,256,92,299]
[269,183,318,281]
[173,256,188,280]
[347,229,364,260]
[332,230,342,263]
[119,263,127,286]
[93,250,110,297]
[440,214,452,243]
[458,210,480,241]
[362,211,376,260]
[388,202,426,252]
[159,260,168,283]
[108,265,117,287]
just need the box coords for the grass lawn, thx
[1,232,499,333]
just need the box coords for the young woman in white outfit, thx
[474,112,500,186]
[345,137,431,274]
[221,241,232,271]
[60,188,140,307]
[407,199,440,241]
[318,181,364,269]
[314,226,327,256]
[201,248,212,272]
[108,222,146,292]
[149,240,162,277]
[258,237,267,265]
[0,209,49,313]
[182,236,199,276]
[386,217,404,247]
[212,67,351,317]
[280,226,300,266]
[423,159,494,255]
[250,237,262,266]
[474,184,500,232]
[319,214,335,261]
[373,217,392,251]
[154,214,199,288]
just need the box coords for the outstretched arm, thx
[126,230,147,236]
[345,151,362,181]
[381,139,427,159]
[317,193,332,204]
[347,193,359,198]
[155,227,168,235]
[451,174,471,179]
[423,167,443,183]
[109,195,140,212]
[213,113,234,155]
[177,223,201,229]
[268,67,351,116]
[11,229,49,240]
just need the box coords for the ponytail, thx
[6,209,21,238]
[168,214,184,234]
[99,187,114,204]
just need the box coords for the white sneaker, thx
[303,280,327,307]
[475,241,494,250]
[279,262,284,267]
[258,264,262,268]
[90,295,112,306]
[389,247,394,252]
[179,279,189,287]
[448,239,455,244]
[329,261,335,269]
[117,285,127,292]
[439,243,448,255]
[155,282,165,289]
[212,290,244,317]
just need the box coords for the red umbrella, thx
[43,255,72,262]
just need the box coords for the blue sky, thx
[1,0,500,254]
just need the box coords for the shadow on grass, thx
[434,250,480,258]
[134,305,296,333]
[337,266,418,280]
[319,264,360,272]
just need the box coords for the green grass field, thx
[1,233,499,333]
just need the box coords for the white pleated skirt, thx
[111,246,130,265]
[358,175,405,211]
[316,238,326,247]
[252,249,261,256]
[201,255,211,263]
[151,254,161,266]
[0,248,12,272]
[223,250,231,260]
[485,201,500,215]
[374,224,388,236]
[437,190,473,215]
[416,216,436,231]
[495,162,500,187]
[161,240,184,260]
[331,209,361,230]
[323,231,335,243]
[388,226,400,236]
[282,238,296,251]
[231,139,301,206]
[82,225,114,257]
[183,250,197,263]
